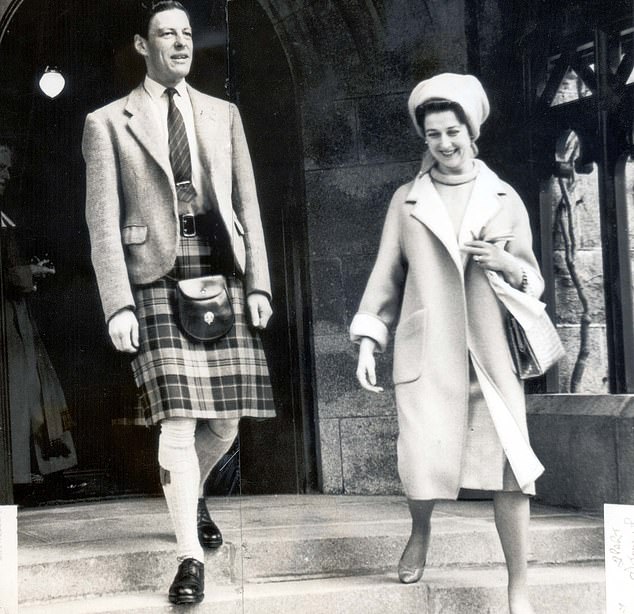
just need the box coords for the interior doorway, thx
[0,0,314,503]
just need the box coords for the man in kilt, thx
[82,1,275,605]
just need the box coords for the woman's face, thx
[423,110,473,175]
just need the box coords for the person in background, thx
[1,142,77,502]
[351,73,544,614]
[82,1,275,605]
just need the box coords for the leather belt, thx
[176,212,238,277]
[179,213,213,238]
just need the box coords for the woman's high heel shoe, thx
[397,558,425,584]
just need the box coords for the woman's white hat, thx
[408,73,490,139]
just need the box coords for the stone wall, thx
[261,0,468,493]
[527,394,634,509]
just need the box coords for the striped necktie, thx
[166,87,196,203]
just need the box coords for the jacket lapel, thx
[406,173,463,275]
[188,87,222,205]
[124,84,172,182]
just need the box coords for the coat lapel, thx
[124,84,172,182]
[456,162,507,267]
[406,173,463,275]
[406,161,512,273]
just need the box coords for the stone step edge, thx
[19,521,604,566]
[19,564,607,614]
[18,524,605,604]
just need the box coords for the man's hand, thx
[108,308,140,353]
[247,292,272,329]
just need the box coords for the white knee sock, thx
[196,419,240,498]
[159,418,204,563]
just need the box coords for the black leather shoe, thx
[197,498,223,549]
[168,558,205,605]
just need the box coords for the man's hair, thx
[136,1,190,39]
[414,99,472,138]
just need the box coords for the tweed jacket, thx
[350,161,545,499]
[82,83,271,323]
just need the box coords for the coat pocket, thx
[121,225,148,245]
[393,308,426,384]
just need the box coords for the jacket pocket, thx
[121,225,147,245]
[393,308,426,384]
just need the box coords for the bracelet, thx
[519,267,528,293]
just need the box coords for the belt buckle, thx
[180,213,196,238]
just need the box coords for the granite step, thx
[17,495,605,604]
[19,564,606,614]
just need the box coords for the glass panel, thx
[550,68,594,106]
[626,158,634,329]
[546,45,595,106]
[620,28,634,84]
[547,131,609,392]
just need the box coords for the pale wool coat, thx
[350,161,545,500]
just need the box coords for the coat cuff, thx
[349,312,390,352]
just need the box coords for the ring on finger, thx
[474,255,481,262]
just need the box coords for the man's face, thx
[0,148,12,197]
[135,8,193,87]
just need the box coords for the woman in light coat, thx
[351,73,543,614]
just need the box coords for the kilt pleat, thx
[130,236,275,425]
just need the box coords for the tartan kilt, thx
[130,236,275,425]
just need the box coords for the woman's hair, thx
[414,99,472,137]
[137,1,190,39]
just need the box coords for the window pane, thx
[550,67,594,106]
[620,29,634,84]
[546,45,595,106]
[626,158,634,330]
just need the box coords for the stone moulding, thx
[527,393,634,510]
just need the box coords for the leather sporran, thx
[176,275,234,342]
[506,309,565,380]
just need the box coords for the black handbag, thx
[505,309,565,379]
[175,275,234,342]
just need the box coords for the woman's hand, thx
[462,240,524,288]
[356,337,384,393]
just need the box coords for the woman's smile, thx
[424,110,474,175]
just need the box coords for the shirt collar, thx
[143,75,189,101]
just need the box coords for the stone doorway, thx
[0,0,315,502]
